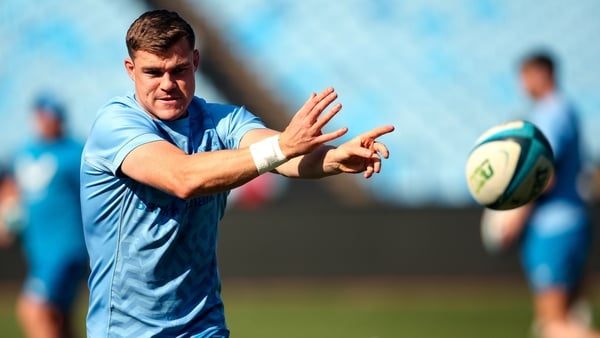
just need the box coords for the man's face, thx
[34,110,62,140]
[125,38,199,120]
[519,65,552,101]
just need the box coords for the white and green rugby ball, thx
[465,120,555,210]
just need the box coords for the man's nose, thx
[160,73,177,91]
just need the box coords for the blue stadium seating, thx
[183,0,600,205]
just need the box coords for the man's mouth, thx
[158,97,180,104]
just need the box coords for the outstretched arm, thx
[120,88,348,199]
[240,125,394,179]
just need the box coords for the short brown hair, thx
[126,10,195,58]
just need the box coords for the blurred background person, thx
[0,93,88,338]
[481,52,596,338]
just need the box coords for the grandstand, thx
[1,0,599,206]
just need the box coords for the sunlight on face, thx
[125,38,199,120]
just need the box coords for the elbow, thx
[169,170,216,200]
[169,170,201,200]
[172,185,195,200]
[171,178,207,200]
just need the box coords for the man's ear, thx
[124,58,135,80]
[193,49,200,71]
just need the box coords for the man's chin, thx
[152,106,187,120]
[163,112,187,120]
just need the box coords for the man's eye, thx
[144,70,162,76]
[172,67,186,75]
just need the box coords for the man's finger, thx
[372,142,390,159]
[307,88,335,113]
[313,127,348,145]
[297,92,317,115]
[308,91,338,120]
[314,87,334,101]
[312,103,342,132]
[373,156,382,173]
[296,89,332,117]
[340,143,376,159]
[363,125,395,140]
[364,163,375,179]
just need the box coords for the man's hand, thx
[327,125,395,178]
[278,87,348,159]
[499,204,532,246]
[481,205,532,254]
[241,89,394,180]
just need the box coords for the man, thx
[81,10,394,337]
[0,93,88,338]
[482,53,596,338]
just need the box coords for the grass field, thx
[1,278,599,338]
[223,278,535,338]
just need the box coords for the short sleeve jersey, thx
[528,92,588,234]
[81,94,265,337]
[14,137,86,267]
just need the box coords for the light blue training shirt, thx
[528,91,588,235]
[14,136,87,294]
[81,94,265,337]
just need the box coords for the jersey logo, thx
[15,153,58,196]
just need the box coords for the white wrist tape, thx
[249,135,288,174]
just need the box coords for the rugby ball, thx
[465,120,554,210]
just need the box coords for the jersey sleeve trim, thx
[225,106,266,150]
[113,133,164,175]
[84,133,164,176]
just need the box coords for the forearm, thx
[239,128,342,179]
[179,149,261,197]
[121,141,261,199]
[275,145,339,178]
[505,203,534,227]
[183,142,338,196]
